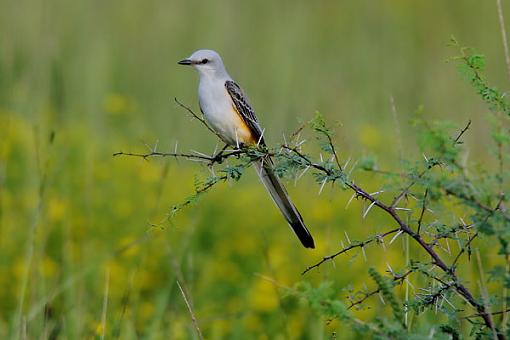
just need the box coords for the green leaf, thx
[368,268,405,327]
[359,155,377,171]
[295,281,350,321]
[466,54,486,70]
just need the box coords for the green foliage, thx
[310,111,333,137]
[439,324,460,340]
[368,268,405,327]
[358,155,378,171]
[450,37,510,116]
[415,120,459,165]
[284,41,509,339]
[295,282,350,321]
[221,164,244,181]
[273,149,309,179]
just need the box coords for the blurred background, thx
[0,0,508,338]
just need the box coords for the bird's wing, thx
[225,80,265,145]
[225,81,314,248]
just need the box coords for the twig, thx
[453,120,472,144]
[174,97,219,139]
[451,194,504,270]
[451,232,478,270]
[463,309,510,320]
[347,270,412,310]
[445,190,510,222]
[100,269,110,340]
[113,149,246,165]
[477,250,498,340]
[176,280,204,340]
[290,122,307,141]
[496,0,510,82]
[390,119,470,210]
[390,168,430,209]
[417,188,428,234]
[302,228,400,274]
[348,289,380,310]
[326,133,343,171]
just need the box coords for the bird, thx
[178,49,315,249]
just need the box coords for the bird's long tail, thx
[253,158,315,248]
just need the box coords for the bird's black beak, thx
[178,59,193,65]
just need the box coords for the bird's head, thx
[178,49,228,78]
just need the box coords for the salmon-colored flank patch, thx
[231,104,257,144]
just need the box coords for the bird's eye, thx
[201,58,209,64]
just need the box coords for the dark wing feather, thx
[225,80,265,145]
[225,81,314,248]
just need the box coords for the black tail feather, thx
[290,221,315,248]
[254,159,315,249]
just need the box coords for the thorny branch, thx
[301,228,401,275]
[445,189,510,222]
[451,230,477,269]
[389,119,472,210]
[113,149,245,165]
[451,195,504,270]
[290,120,504,338]
[115,102,506,337]
[347,270,413,310]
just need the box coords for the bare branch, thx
[451,194,505,270]
[417,188,429,234]
[451,232,478,269]
[326,133,343,171]
[302,228,400,275]
[174,97,220,139]
[347,270,413,310]
[453,119,472,144]
[445,190,510,222]
[113,149,246,165]
[463,309,510,320]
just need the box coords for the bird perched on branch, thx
[178,49,315,248]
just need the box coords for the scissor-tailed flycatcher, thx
[178,49,315,248]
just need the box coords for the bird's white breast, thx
[198,76,250,146]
